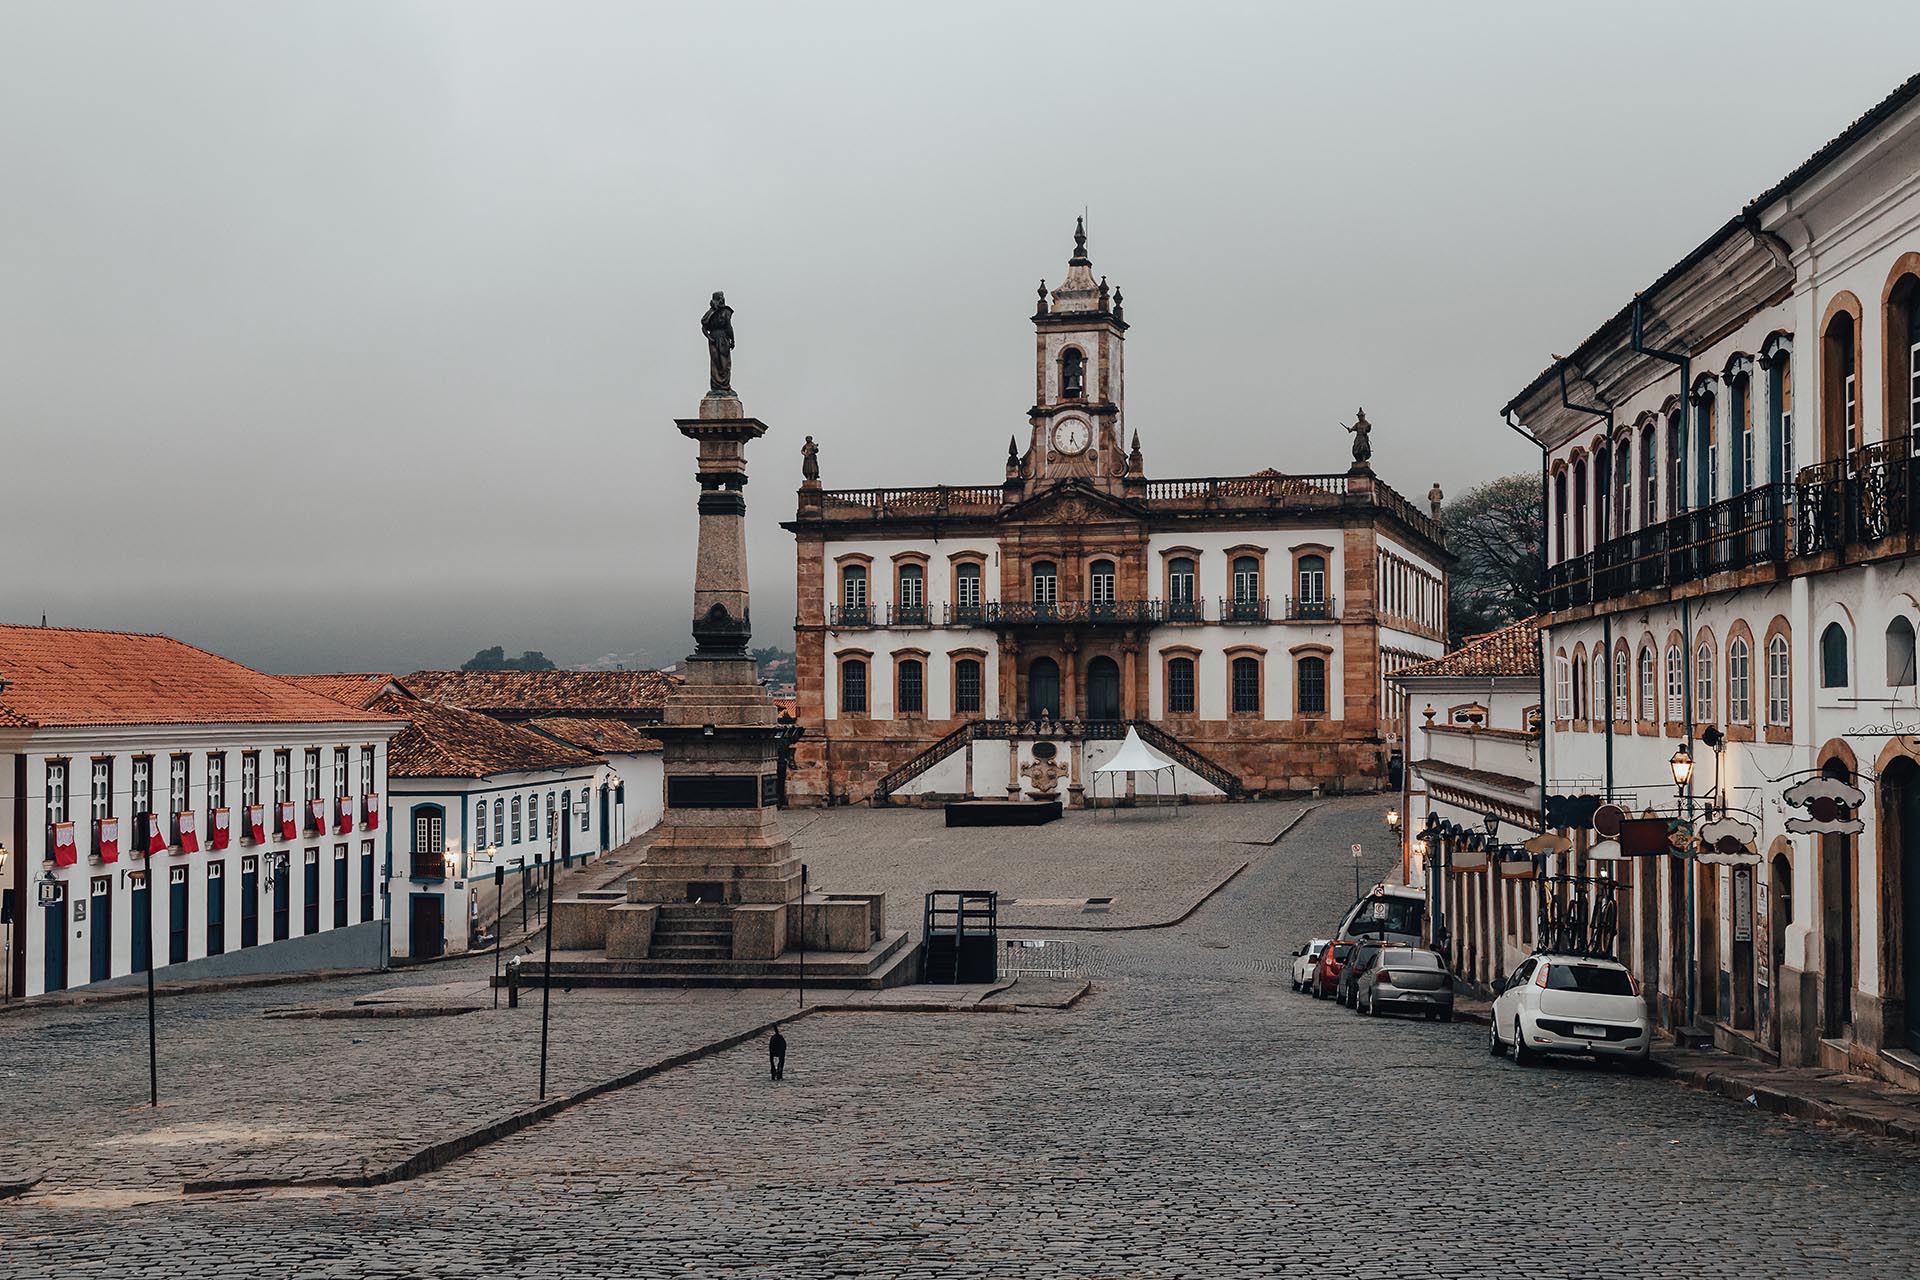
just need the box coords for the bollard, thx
[507,961,521,1008]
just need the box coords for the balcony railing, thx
[1796,441,1920,556]
[889,603,929,627]
[1283,594,1336,621]
[944,602,989,626]
[410,852,447,881]
[985,600,1155,625]
[1222,597,1270,624]
[1545,483,1789,612]
[1155,598,1204,623]
[827,604,873,627]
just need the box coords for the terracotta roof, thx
[1391,617,1541,682]
[278,673,409,710]
[401,669,678,715]
[525,716,662,755]
[376,693,604,779]
[0,625,399,729]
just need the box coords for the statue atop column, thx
[801,435,820,482]
[702,291,735,394]
[1344,407,1373,469]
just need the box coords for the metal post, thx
[143,828,158,1107]
[798,863,807,1010]
[539,826,557,1100]
[493,864,504,1009]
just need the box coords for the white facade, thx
[3,726,396,999]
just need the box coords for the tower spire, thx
[1070,215,1090,266]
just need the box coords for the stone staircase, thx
[648,904,736,961]
[872,718,1244,803]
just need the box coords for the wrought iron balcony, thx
[1155,598,1205,623]
[1221,597,1270,625]
[409,852,447,881]
[889,603,930,627]
[944,602,989,626]
[984,600,1155,625]
[1283,595,1336,621]
[827,604,874,627]
[1796,441,1920,556]
[1545,483,1789,612]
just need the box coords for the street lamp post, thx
[537,797,588,1101]
[1670,744,1697,1029]
[0,842,10,1004]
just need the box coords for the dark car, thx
[1355,947,1455,1020]
[1337,941,1386,1008]
[1310,940,1357,999]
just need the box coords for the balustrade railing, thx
[1546,483,1789,612]
[1283,595,1336,621]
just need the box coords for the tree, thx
[461,646,558,672]
[1443,472,1543,645]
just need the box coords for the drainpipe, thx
[1633,299,1699,1033]
[1501,410,1549,836]
[1558,363,1616,805]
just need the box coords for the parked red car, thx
[1311,939,1358,999]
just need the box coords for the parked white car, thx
[1488,953,1651,1068]
[1289,939,1330,992]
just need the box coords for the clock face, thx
[1052,418,1091,455]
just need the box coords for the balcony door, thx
[1086,657,1121,721]
[1028,658,1061,719]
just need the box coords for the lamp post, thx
[0,842,10,1004]
[537,796,589,1102]
[1670,743,1697,1029]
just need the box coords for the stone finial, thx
[1098,275,1110,311]
[1128,428,1143,474]
[1422,704,1437,727]
[1036,279,1049,317]
[1112,286,1124,325]
[1007,434,1022,478]
[1427,482,1444,518]
[1070,215,1089,266]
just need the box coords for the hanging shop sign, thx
[1523,833,1571,856]
[1696,816,1762,865]
[1449,847,1489,871]
[1584,839,1625,862]
[1782,776,1865,835]
[1733,868,1754,942]
[1617,817,1678,858]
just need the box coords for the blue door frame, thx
[241,869,260,947]
[409,892,444,960]
[43,897,68,993]
[90,885,112,983]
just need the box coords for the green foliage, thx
[1444,472,1543,644]
[461,646,558,672]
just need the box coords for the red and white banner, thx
[210,807,232,850]
[246,804,267,844]
[277,801,298,841]
[50,821,78,867]
[364,793,380,830]
[177,810,200,854]
[336,796,355,832]
[95,816,120,863]
[145,813,167,856]
[308,798,328,835]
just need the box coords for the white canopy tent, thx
[1090,728,1180,813]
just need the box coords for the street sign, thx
[1350,843,1363,858]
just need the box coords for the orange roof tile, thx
[525,717,662,755]
[278,673,409,710]
[401,669,678,715]
[0,626,399,729]
[376,694,605,779]
[1391,617,1542,682]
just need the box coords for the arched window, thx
[896,657,924,716]
[840,563,868,621]
[1665,645,1685,721]
[1572,458,1589,555]
[1031,560,1058,606]
[1232,556,1260,604]
[1167,656,1196,714]
[1295,655,1327,715]
[1088,559,1116,606]
[527,793,538,843]
[1895,275,1920,440]
[511,796,523,844]
[1060,347,1085,399]
[1888,617,1916,687]
[1594,655,1610,723]
[1694,643,1715,725]
[895,563,925,622]
[1728,637,1751,725]
[840,658,868,714]
[1824,310,1858,459]
[1638,647,1656,722]
[1821,622,1850,689]
[1594,447,1612,543]
[1167,556,1197,618]
[1693,387,1717,508]
[1231,655,1261,715]
[1764,341,1795,484]
[953,657,983,714]
[1768,634,1791,724]
[1554,653,1572,720]
[1614,439,1632,536]
[1641,423,1658,525]
[1730,370,1754,494]
[492,799,504,847]
[1666,410,1684,515]
[1296,554,1327,614]
[1553,470,1569,561]
[1613,649,1629,720]
[954,561,983,616]
[1571,651,1587,720]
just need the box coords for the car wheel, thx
[1366,992,1378,1017]
[1487,1019,1502,1054]
[1511,1018,1534,1066]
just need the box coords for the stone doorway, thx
[1886,758,1920,1051]
[1086,656,1121,721]
[1769,851,1792,1053]
[1028,658,1061,719]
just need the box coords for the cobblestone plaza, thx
[4,800,1919,1276]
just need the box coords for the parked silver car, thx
[1353,947,1454,1020]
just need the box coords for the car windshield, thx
[1349,896,1425,936]
[1544,964,1635,995]
[1383,950,1444,969]
[1330,943,1354,960]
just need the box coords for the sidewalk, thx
[1452,996,1920,1148]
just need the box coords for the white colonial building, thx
[787,221,1450,805]
[0,626,404,999]
[1508,69,1920,1081]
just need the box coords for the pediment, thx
[999,479,1144,526]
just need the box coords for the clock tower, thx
[1022,218,1129,492]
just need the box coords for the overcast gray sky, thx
[4,2,1918,674]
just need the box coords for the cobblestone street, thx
[5,798,1920,1276]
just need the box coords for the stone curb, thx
[1653,1059,1920,1148]
[182,1006,827,1195]
[0,968,380,1017]
[1005,805,1317,934]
